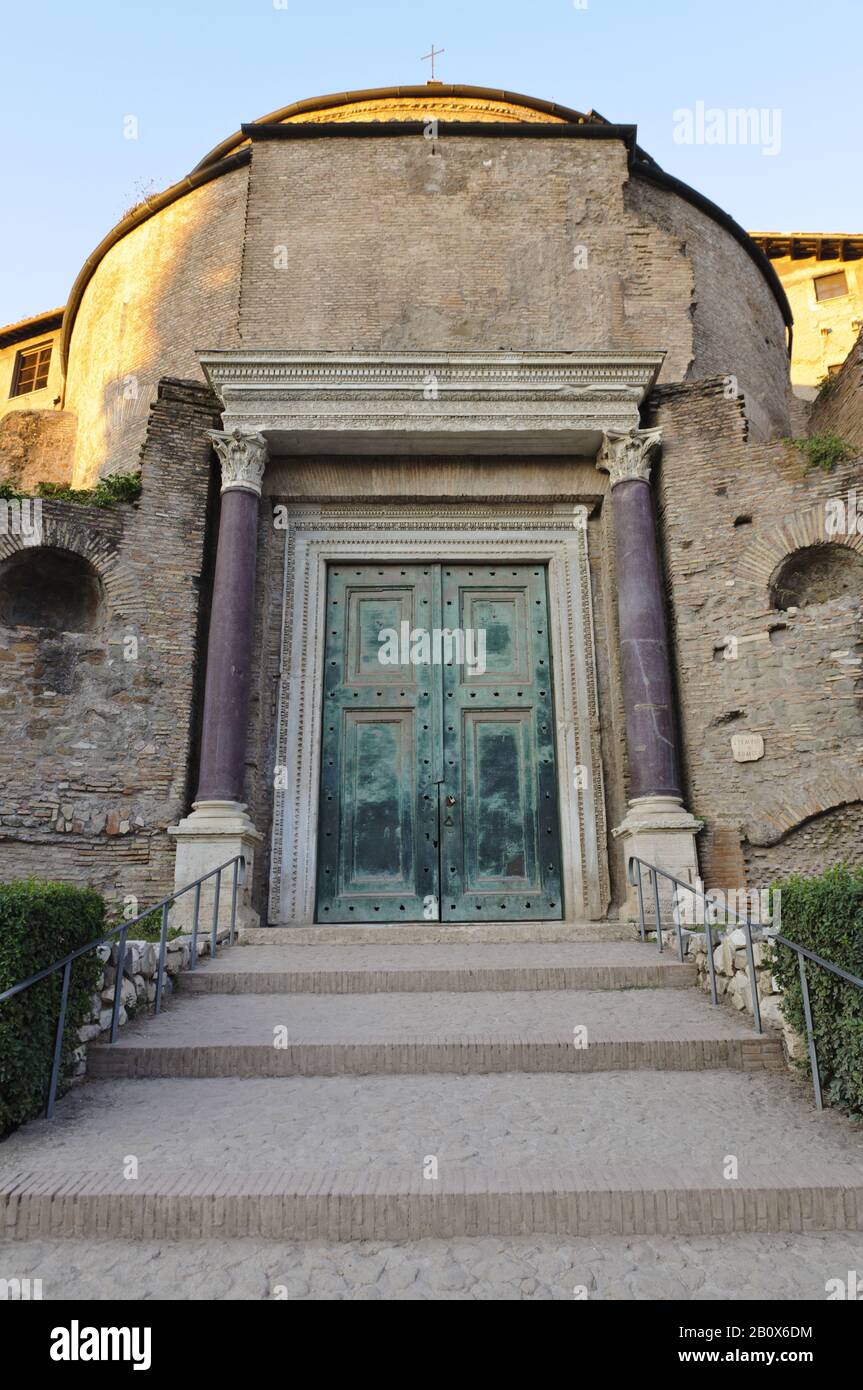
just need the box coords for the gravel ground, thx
[2,1231,860,1300]
[193,942,687,972]
[2,1071,861,1177]
[103,987,757,1046]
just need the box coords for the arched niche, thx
[0,546,104,633]
[769,542,863,612]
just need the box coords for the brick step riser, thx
[88,1037,784,1079]
[178,966,696,995]
[4,1184,859,1242]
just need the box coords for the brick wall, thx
[648,378,863,891]
[0,379,220,912]
[808,328,863,449]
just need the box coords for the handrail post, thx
[744,921,763,1034]
[650,866,663,953]
[110,926,129,1043]
[190,881,201,970]
[210,869,221,955]
[154,902,171,1016]
[635,859,646,941]
[229,858,240,946]
[672,878,685,962]
[705,920,718,1006]
[798,954,823,1110]
[46,958,72,1119]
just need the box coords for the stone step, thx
[241,922,638,946]
[177,942,696,995]
[87,988,783,1078]
[3,1166,860,1242]
[9,1072,858,1176]
[5,1072,859,1241]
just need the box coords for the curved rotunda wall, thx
[62,103,791,483]
[64,166,249,487]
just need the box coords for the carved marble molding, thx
[268,502,610,925]
[199,350,665,458]
[598,428,663,489]
[207,427,269,495]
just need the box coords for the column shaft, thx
[195,486,260,803]
[612,476,682,800]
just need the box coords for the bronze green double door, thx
[316,562,563,923]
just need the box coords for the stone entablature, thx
[200,350,666,457]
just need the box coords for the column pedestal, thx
[169,801,262,932]
[612,795,701,920]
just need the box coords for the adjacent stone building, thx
[751,233,863,395]
[0,83,861,928]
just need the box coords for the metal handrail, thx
[0,855,245,1119]
[626,855,764,1034]
[772,933,863,1111]
[627,855,863,1111]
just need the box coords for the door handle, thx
[446,795,457,807]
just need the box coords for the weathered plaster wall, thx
[770,255,863,391]
[0,380,220,910]
[0,330,64,421]
[649,378,863,891]
[63,169,248,487]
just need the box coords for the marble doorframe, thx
[268,502,610,925]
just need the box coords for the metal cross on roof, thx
[421,44,445,80]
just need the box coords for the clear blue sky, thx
[2,0,860,326]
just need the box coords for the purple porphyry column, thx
[599,427,684,800]
[598,427,700,910]
[195,427,268,805]
[607,432,682,801]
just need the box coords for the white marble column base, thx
[168,801,263,933]
[612,795,703,922]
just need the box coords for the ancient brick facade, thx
[808,327,863,450]
[647,378,863,891]
[0,379,220,911]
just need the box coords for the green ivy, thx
[0,880,104,1134]
[791,433,855,474]
[0,472,142,507]
[115,905,182,944]
[768,864,863,1118]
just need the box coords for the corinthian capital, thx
[207,428,268,496]
[598,428,662,489]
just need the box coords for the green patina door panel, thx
[316,562,563,923]
[316,565,440,922]
[439,565,563,921]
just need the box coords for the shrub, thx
[114,905,182,944]
[769,864,863,1118]
[36,473,142,507]
[0,473,141,508]
[791,432,855,474]
[0,879,104,1134]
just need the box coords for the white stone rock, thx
[758,995,786,1032]
[98,1006,127,1031]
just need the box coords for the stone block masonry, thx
[0,379,221,912]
